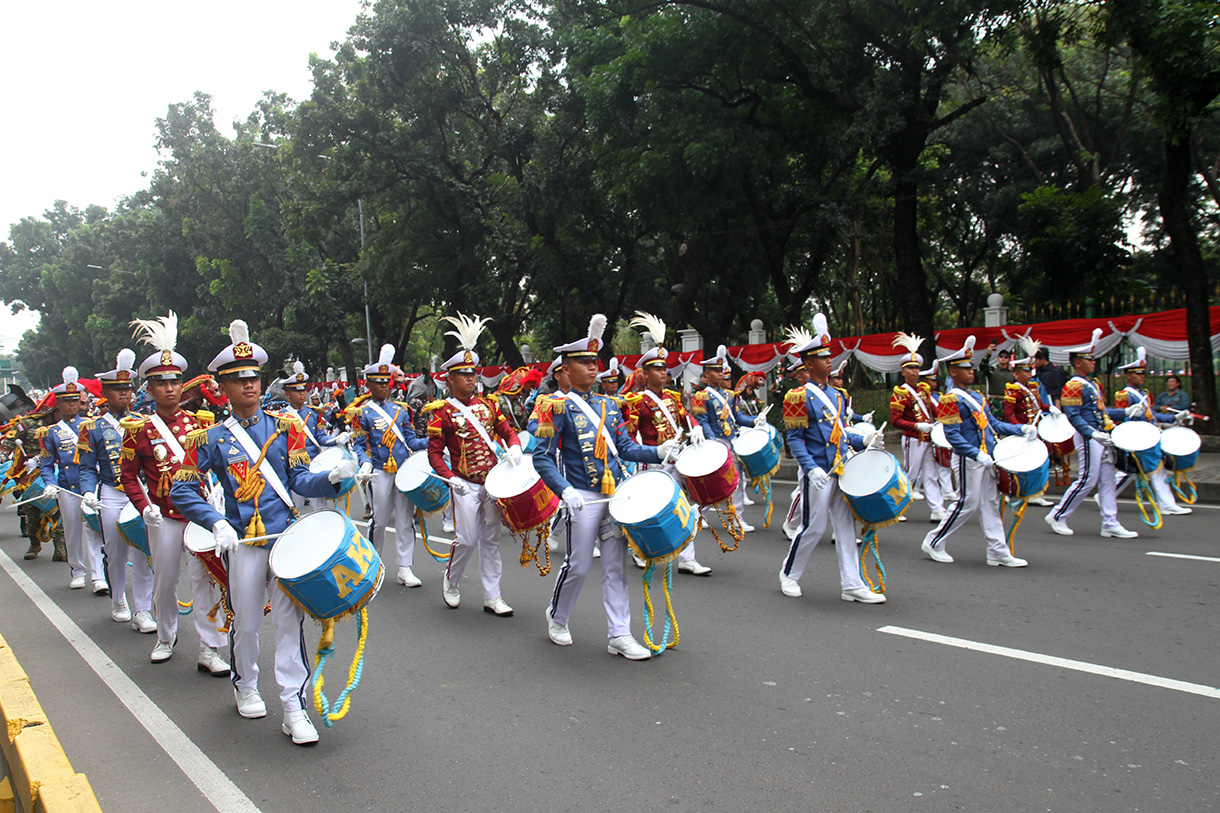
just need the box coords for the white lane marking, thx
[877,625,1220,700]
[1146,551,1220,563]
[350,519,453,548]
[0,548,261,813]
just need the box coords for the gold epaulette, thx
[937,392,962,424]
[623,392,644,408]
[196,409,215,428]
[782,388,809,429]
[833,386,850,399]
[119,416,146,438]
[184,426,210,450]
[1060,380,1084,407]
[421,399,445,415]
[532,396,557,438]
[691,391,709,415]
[81,418,97,431]
[34,426,49,440]
[276,412,303,433]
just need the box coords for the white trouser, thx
[226,543,310,712]
[780,471,864,591]
[1115,467,1181,512]
[782,476,804,536]
[368,468,416,567]
[1051,433,1118,528]
[58,491,98,580]
[548,490,632,637]
[939,459,957,501]
[99,484,152,611]
[82,497,106,581]
[922,455,1007,558]
[150,518,226,648]
[445,481,503,599]
[903,436,944,511]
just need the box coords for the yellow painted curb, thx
[1,776,15,813]
[35,774,100,813]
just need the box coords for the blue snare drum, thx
[394,451,450,515]
[838,450,911,525]
[269,510,385,620]
[732,427,781,480]
[118,502,151,560]
[1161,426,1201,471]
[311,446,357,498]
[609,470,697,562]
[765,423,783,458]
[0,459,12,497]
[994,436,1050,499]
[82,499,102,535]
[1112,421,1162,475]
[517,431,538,455]
[21,476,58,514]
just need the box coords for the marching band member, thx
[920,337,1036,566]
[281,360,350,513]
[692,345,763,533]
[350,344,429,587]
[1003,338,1056,507]
[1044,329,1139,538]
[425,314,522,616]
[780,314,885,602]
[78,349,155,628]
[121,313,229,669]
[890,333,946,521]
[534,314,677,659]
[597,357,623,398]
[922,363,958,503]
[780,352,810,541]
[171,319,354,744]
[1112,348,1190,515]
[6,409,65,561]
[39,366,106,592]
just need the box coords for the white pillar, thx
[678,328,703,391]
[984,293,1008,328]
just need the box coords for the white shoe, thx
[897,515,908,522]
[111,600,132,623]
[607,635,651,660]
[442,519,455,533]
[235,688,266,719]
[677,560,712,576]
[396,566,422,587]
[929,509,945,522]
[282,709,319,745]
[131,610,157,634]
[69,576,86,589]
[911,490,925,501]
[945,492,959,502]
[633,554,646,569]
[547,536,560,553]
[593,545,600,559]
[743,495,756,506]
[987,552,1029,567]
[1101,526,1139,539]
[841,586,886,603]
[91,579,109,595]
[1044,513,1074,536]
[1029,496,1055,507]
[1162,505,1192,515]
[483,597,514,617]
[197,646,230,676]
[739,521,756,534]
[441,574,460,608]
[545,608,572,646]
[150,638,175,663]
[921,540,954,563]
[779,574,802,597]
[782,524,798,541]
[1091,493,1100,506]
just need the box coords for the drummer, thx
[77,349,155,629]
[533,314,678,659]
[1044,329,1140,539]
[780,314,886,602]
[1002,339,1056,508]
[692,345,766,533]
[425,313,522,616]
[1112,348,1191,516]
[890,332,946,522]
[171,319,356,745]
[597,358,623,399]
[121,313,229,671]
[922,363,958,504]
[779,353,809,541]
[624,311,711,575]
[281,359,351,513]
[920,336,1036,566]
[349,344,429,588]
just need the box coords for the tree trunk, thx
[892,171,937,360]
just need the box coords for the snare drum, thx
[394,451,450,514]
[1037,412,1075,445]
[516,431,538,455]
[310,446,357,498]
[184,522,228,586]
[1111,421,1162,475]
[484,455,559,534]
[732,427,781,480]
[994,436,1050,499]
[117,502,151,560]
[20,476,58,514]
[930,423,953,467]
[1161,426,1201,471]
[838,450,911,526]
[82,499,102,536]
[609,470,697,563]
[269,510,384,621]
[675,440,739,506]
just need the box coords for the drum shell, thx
[82,501,102,535]
[732,428,781,481]
[269,512,383,620]
[394,452,450,514]
[1116,445,1163,475]
[118,503,150,559]
[184,523,228,586]
[310,447,356,498]
[994,437,1050,499]
[838,450,911,525]
[610,472,696,561]
[21,476,58,514]
[676,441,739,506]
[517,431,538,455]
[1161,426,1201,472]
[495,478,559,534]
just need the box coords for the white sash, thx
[644,389,681,436]
[147,412,185,463]
[804,383,848,437]
[102,413,121,431]
[902,383,932,420]
[55,419,77,448]
[295,408,320,448]
[566,393,619,458]
[366,401,407,447]
[706,387,731,416]
[1122,386,1151,417]
[223,417,294,511]
[446,397,501,456]
[949,387,985,413]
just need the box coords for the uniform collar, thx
[235,412,262,429]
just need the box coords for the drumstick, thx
[582,495,630,506]
[10,487,86,507]
[240,532,287,545]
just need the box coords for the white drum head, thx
[183,523,215,554]
[1111,421,1161,453]
[931,422,951,449]
[269,511,347,580]
[732,428,770,457]
[994,436,1049,474]
[484,455,541,500]
[852,421,877,437]
[675,439,729,478]
[838,450,899,498]
[1038,412,1074,444]
[1161,426,1201,456]
[310,446,353,475]
[610,470,677,524]
[394,451,439,492]
[119,502,139,524]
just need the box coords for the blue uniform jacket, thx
[78,412,128,492]
[1115,386,1174,425]
[693,386,753,441]
[290,406,337,456]
[532,389,661,494]
[1060,376,1126,436]
[938,389,1025,460]
[783,383,864,473]
[39,414,85,490]
[351,399,426,469]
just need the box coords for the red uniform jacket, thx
[890,382,937,440]
[119,409,209,521]
[425,396,520,485]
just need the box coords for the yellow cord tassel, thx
[641,562,680,654]
[705,502,744,552]
[313,609,370,726]
[518,525,552,576]
[417,509,450,560]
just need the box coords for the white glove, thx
[82,492,101,510]
[450,479,468,497]
[753,415,768,428]
[1049,405,1063,415]
[356,462,374,483]
[657,439,680,461]
[560,486,585,512]
[1175,409,1193,426]
[142,503,163,526]
[1124,403,1145,419]
[328,456,358,484]
[332,431,352,446]
[915,422,934,434]
[1091,430,1111,445]
[42,484,60,500]
[212,520,239,555]
[506,445,523,466]
[809,467,830,488]
[23,457,39,474]
[862,428,885,450]
[976,452,994,468]
[861,411,875,424]
[1020,423,1038,439]
[688,424,706,445]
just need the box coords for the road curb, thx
[0,633,102,813]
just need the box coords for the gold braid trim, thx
[421,399,445,415]
[174,467,201,482]
[184,427,209,450]
[783,388,809,429]
[289,448,311,468]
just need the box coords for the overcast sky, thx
[0,0,366,351]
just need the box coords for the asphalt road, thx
[1,487,1216,812]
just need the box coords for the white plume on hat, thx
[293,360,305,376]
[130,311,178,352]
[783,324,812,349]
[891,331,924,354]
[229,319,249,345]
[629,311,666,346]
[963,335,976,353]
[1018,334,1042,358]
[442,312,491,351]
[588,313,607,345]
[378,344,395,365]
[116,348,136,370]
[812,313,829,342]
[62,366,79,385]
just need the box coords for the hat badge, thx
[588,339,599,353]
[118,371,130,381]
[463,350,473,364]
[657,347,668,359]
[379,364,388,374]
[65,383,76,393]
[160,350,174,366]
[233,342,254,360]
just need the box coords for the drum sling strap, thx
[949,388,990,457]
[225,417,297,538]
[366,401,407,474]
[567,393,620,495]
[644,389,682,439]
[446,397,503,458]
[296,408,321,449]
